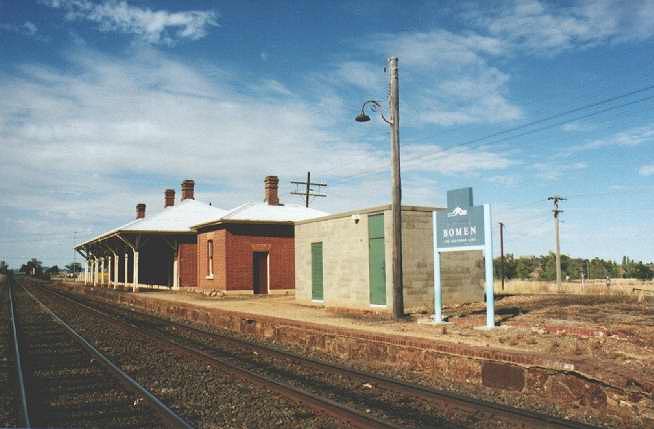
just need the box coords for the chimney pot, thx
[136,203,146,219]
[264,175,280,206]
[181,179,195,201]
[164,189,175,207]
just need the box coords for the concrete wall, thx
[296,211,372,309]
[440,250,484,304]
[296,206,485,314]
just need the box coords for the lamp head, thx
[355,111,371,122]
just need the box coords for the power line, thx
[290,171,327,207]
[409,83,654,148]
[329,83,654,184]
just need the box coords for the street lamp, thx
[355,57,404,320]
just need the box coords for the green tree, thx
[20,258,43,277]
[45,265,60,275]
[65,262,82,274]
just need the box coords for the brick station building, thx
[75,180,226,289]
[193,176,327,294]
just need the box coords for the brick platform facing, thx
[59,282,653,428]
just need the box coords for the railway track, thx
[37,282,602,429]
[22,279,402,429]
[0,277,17,427]
[7,277,193,428]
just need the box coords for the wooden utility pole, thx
[290,172,327,208]
[499,222,505,291]
[389,57,404,320]
[548,195,566,292]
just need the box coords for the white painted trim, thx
[369,304,388,308]
[266,251,271,295]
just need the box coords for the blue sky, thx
[1,0,653,268]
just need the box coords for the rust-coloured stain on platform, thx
[481,361,525,391]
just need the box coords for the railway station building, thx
[294,205,484,314]
[75,180,226,289]
[192,176,328,294]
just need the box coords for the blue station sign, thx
[436,187,485,248]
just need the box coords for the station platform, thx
[57,281,653,428]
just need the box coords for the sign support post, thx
[483,204,495,329]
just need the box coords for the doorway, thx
[253,252,269,294]
[368,214,386,305]
[311,242,323,301]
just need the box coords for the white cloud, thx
[561,121,595,132]
[353,29,521,126]
[477,0,654,54]
[336,61,386,92]
[0,21,44,39]
[252,79,293,96]
[487,175,518,186]
[370,29,506,68]
[0,45,518,267]
[639,164,654,176]
[419,67,522,125]
[533,161,587,181]
[565,125,654,154]
[41,0,219,44]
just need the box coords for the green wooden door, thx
[311,242,324,301]
[368,214,386,305]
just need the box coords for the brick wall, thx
[197,224,295,292]
[178,242,197,288]
[197,229,227,290]
[225,224,294,292]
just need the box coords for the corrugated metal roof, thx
[123,199,227,232]
[215,201,329,223]
[75,199,227,248]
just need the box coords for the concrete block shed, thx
[295,205,484,314]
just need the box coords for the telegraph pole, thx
[354,57,403,319]
[389,57,404,320]
[290,172,327,208]
[548,195,566,291]
[499,222,505,291]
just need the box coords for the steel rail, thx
[47,284,601,429]
[7,277,31,428]
[18,284,193,429]
[35,285,402,429]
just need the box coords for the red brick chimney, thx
[164,189,175,207]
[181,179,195,201]
[264,176,280,205]
[136,203,146,219]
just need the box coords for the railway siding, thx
[0,276,17,428]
